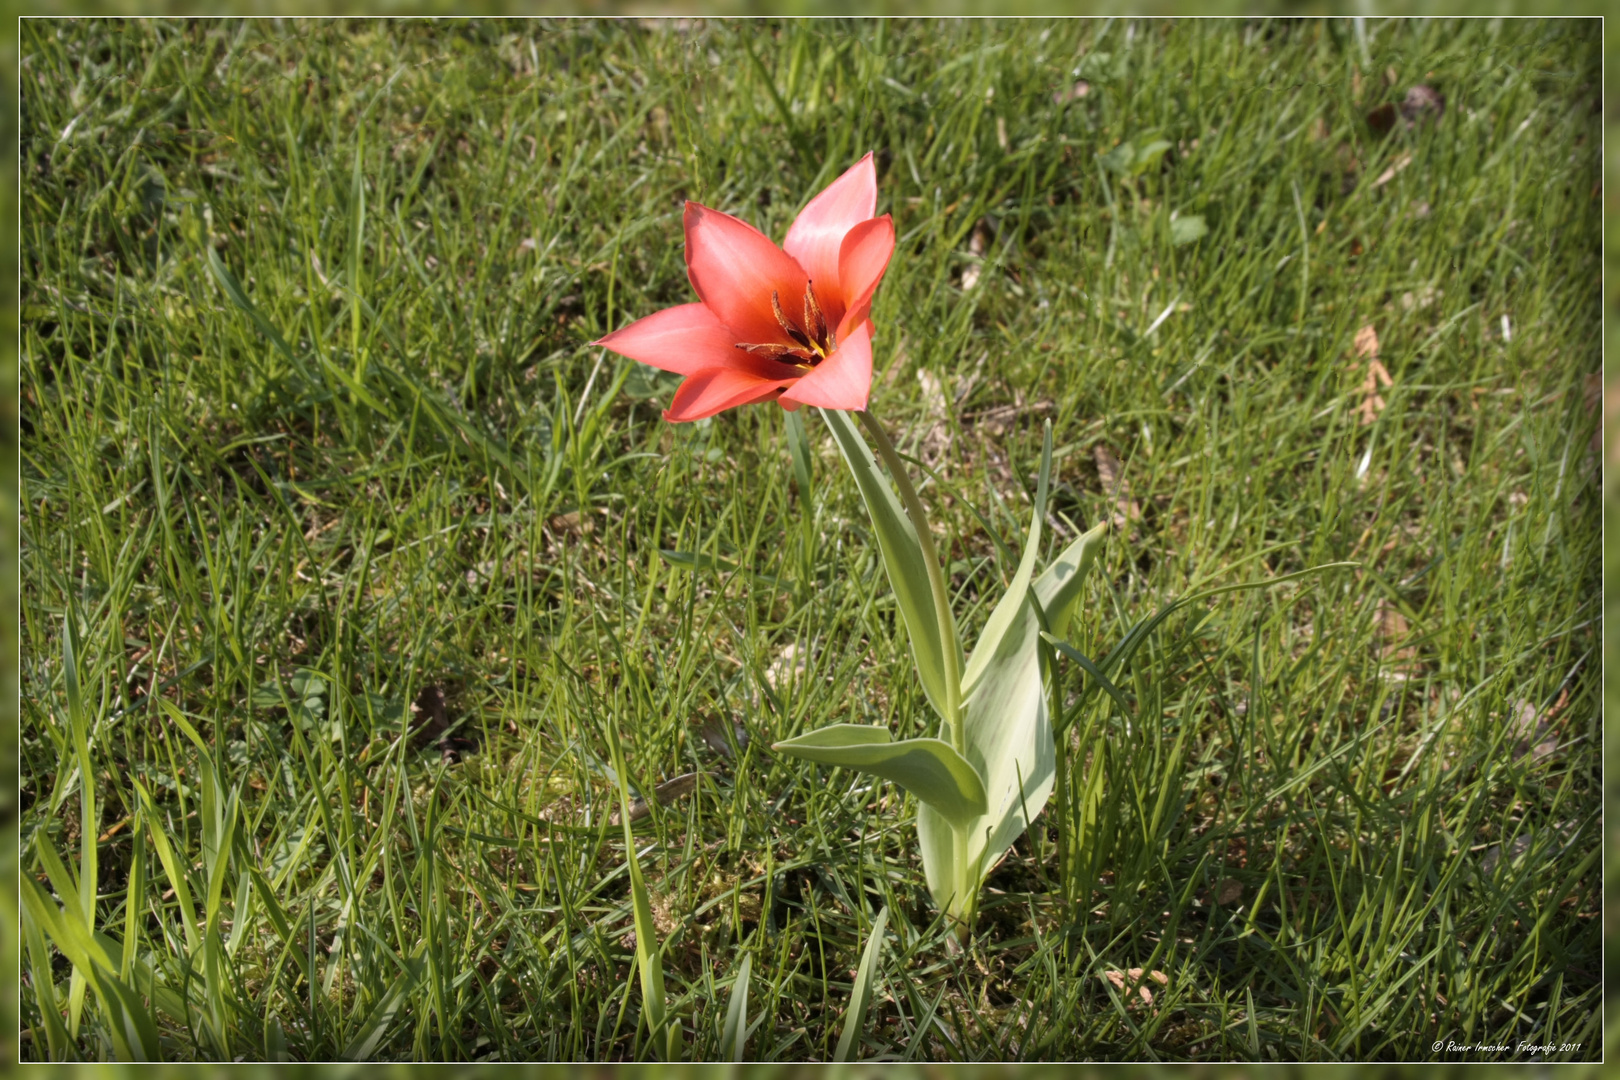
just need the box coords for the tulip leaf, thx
[772,724,987,830]
[962,424,1054,699]
[930,425,1110,917]
[820,408,953,721]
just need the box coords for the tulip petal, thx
[834,214,896,342]
[783,153,878,320]
[780,322,872,412]
[685,203,809,346]
[664,366,795,423]
[596,303,745,376]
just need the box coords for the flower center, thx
[735,280,835,369]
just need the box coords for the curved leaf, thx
[962,424,1054,698]
[772,724,987,829]
[953,425,1109,909]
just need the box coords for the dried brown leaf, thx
[1376,600,1418,675]
[610,771,704,826]
[1373,152,1413,187]
[1104,968,1168,1005]
[1353,324,1380,360]
[1507,689,1566,765]
[1352,326,1392,425]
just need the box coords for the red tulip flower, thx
[596,154,896,422]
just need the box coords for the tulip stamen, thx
[802,280,829,349]
[751,284,837,372]
[735,342,806,362]
[772,291,814,351]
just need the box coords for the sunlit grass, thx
[19,17,1601,1061]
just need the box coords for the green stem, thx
[854,409,975,942]
[953,826,971,935]
[856,409,964,750]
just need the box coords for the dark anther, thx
[772,291,812,349]
[803,280,829,345]
[735,342,808,362]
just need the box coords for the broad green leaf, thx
[718,951,752,1062]
[834,906,888,1063]
[957,425,1057,886]
[1131,139,1173,176]
[1171,213,1209,246]
[820,408,953,722]
[772,724,987,830]
[1033,521,1111,641]
[913,802,960,920]
[951,517,1107,901]
[1098,142,1136,175]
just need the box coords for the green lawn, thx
[19,18,1602,1062]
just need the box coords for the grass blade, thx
[339,953,425,1061]
[607,713,680,1060]
[718,951,752,1062]
[833,905,888,1062]
[21,871,162,1061]
[61,618,95,1037]
[21,900,72,1059]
